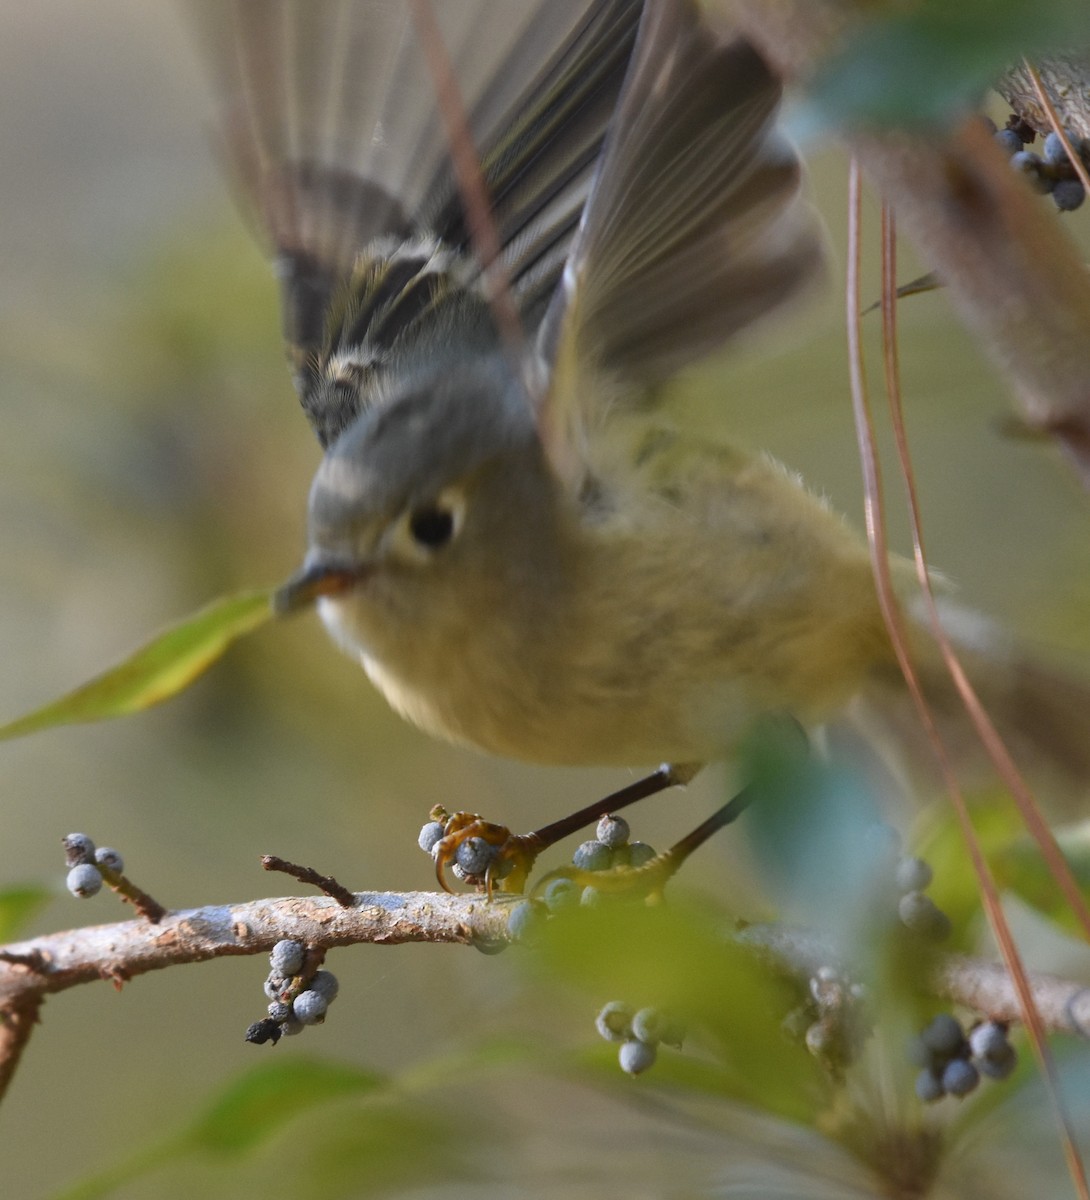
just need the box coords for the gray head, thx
[275,350,572,678]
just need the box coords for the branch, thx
[724,0,1090,484]
[0,891,514,1009]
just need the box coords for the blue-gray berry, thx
[1053,179,1085,211]
[596,814,630,847]
[293,990,329,1025]
[968,1021,1008,1062]
[66,863,103,898]
[454,836,496,877]
[626,841,656,868]
[899,891,951,940]
[994,128,1023,156]
[976,1042,1017,1081]
[921,1014,965,1057]
[280,1017,305,1037]
[619,1039,657,1076]
[1043,131,1069,164]
[941,1057,980,1097]
[542,876,579,912]
[915,1068,945,1103]
[264,976,288,1002]
[267,1001,291,1022]
[506,899,542,943]
[572,839,612,872]
[309,970,340,1003]
[269,939,305,977]
[596,1001,634,1043]
[580,885,602,907]
[62,833,96,866]
[895,855,933,894]
[93,847,124,874]
[418,820,446,855]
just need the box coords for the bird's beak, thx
[272,560,367,615]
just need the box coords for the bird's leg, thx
[430,763,703,894]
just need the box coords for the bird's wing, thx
[187,0,642,446]
[536,0,825,484]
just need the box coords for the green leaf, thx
[0,590,274,741]
[993,820,1090,936]
[529,898,825,1125]
[0,886,52,941]
[805,0,1090,128]
[183,1058,387,1155]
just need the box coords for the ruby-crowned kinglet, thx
[192,0,1089,791]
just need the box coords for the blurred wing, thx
[538,0,824,471]
[187,0,642,446]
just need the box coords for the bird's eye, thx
[409,504,456,549]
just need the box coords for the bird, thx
[189,0,1089,801]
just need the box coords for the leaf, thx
[0,590,274,741]
[993,820,1090,936]
[0,886,51,942]
[805,0,1090,129]
[183,1058,387,1155]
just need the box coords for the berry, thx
[269,939,305,977]
[418,821,445,854]
[506,899,541,943]
[596,814,630,847]
[899,892,952,940]
[264,976,288,1002]
[542,877,579,912]
[572,840,612,872]
[631,1007,664,1045]
[895,855,933,894]
[976,1043,1017,1081]
[1043,130,1070,165]
[941,1057,980,1097]
[293,990,329,1025]
[66,863,103,898]
[1053,179,1085,211]
[62,833,96,866]
[93,847,124,874]
[245,1019,281,1045]
[579,886,602,907]
[968,1021,1008,1062]
[454,836,495,877]
[309,970,340,1003]
[994,128,1023,156]
[626,841,656,868]
[915,1068,945,1103]
[595,1001,634,1043]
[921,1014,965,1057]
[280,1017,305,1037]
[618,1039,657,1076]
[805,1020,835,1058]
[267,1001,291,1022]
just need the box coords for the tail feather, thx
[847,605,1090,810]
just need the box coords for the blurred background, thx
[1,2,1088,1198]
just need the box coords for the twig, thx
[260,855,356,907]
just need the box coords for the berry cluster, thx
[564,814,657,908]
[784,966,871,1074]
[594,1001,685,1077]
[894,852,951,941]
[63,832,124,899]
[245,940,341,1045]
[909,1013,1017,1103]
[417,814,514,888]
[990,116,1087,212]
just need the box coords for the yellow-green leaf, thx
[0,590,274,741]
